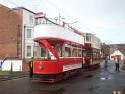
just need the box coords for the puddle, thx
[40,88,65,94]
[97,77,111,80]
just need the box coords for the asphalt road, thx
[0,60,125,94]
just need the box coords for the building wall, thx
[22,9,35,59]
[0,60,22,71]
[13,8,23,59]
[110,50,124,61]
[0,5,21,59]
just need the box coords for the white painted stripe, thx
[113,91,117,94]
[113,91,121,94]
[63,63,82,72]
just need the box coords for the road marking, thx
[118,91,121,94]
[113,91,117,94]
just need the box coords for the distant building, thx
[110,50,125,61]
[101,43,125,60]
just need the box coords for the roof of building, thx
[110,49,125,56]
[0,4,12,11]
[12,7,35,14]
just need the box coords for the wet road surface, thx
[0,60,125,94]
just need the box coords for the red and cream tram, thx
[31,24,101,83]
[84,33,101,69]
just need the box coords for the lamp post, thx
[23,25,26,60]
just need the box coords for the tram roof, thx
[34,24,85,46]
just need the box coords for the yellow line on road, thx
[113,91,121,94]
[113,91,117,94]
[118,91,121,94]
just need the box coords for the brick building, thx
[0,4,22,59]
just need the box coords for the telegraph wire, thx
[45,0,77,21]
[45,0,88,31]
[5,0,88,31]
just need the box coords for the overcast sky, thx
[1,0,125,44]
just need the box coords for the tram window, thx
[65,47,71,57]
[72,48,77,57]
[78,49,82,57]
[93,52,96,56]
[62,46,65,57]
[41,48,47,57]
[86,34,91,41]
[86,51,92,57]
[93,52,99,58]
[82,51,86,57]
[56,47,62,57]
[96,53,100,58]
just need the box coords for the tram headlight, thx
[38,65,43,70]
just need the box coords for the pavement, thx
[0,71,29,81]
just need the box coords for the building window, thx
[29,15,33,24]
[27,29,32,38]
[27,45,31,57]
[33,46,40,57]
[35,19,40,25]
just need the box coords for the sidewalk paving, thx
[0,71,29,81]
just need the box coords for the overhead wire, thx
[5,0,88,31]
[45,0,88,31]
[45,0,76,20]
[5,0,20,7]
